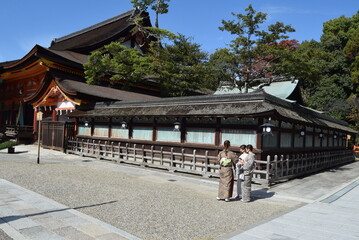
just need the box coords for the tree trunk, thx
[155,11,159,28]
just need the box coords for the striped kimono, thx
[217,150,238,199]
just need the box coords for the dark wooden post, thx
[215,117,221,146]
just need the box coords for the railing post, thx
[266,155,271,185]
[286,154,289,176]
[274,155,278,180]
[87,139,90,154]
[161,147,164,166]
[181,149,185,168]
[292,154,297,174]
[280,155,284,177]
[170,147,173,167]
[205,151,209,173]
[133,144,137,162]
[92,140,95,154]
[151,146,154,164]
[111,142,114,158]
[75,138,79,152]
[81,139,84,154]
[125,143,129,160]
[118,142,121,160]
[142,145,146,163]
[192,149,196,170]
[98,140,101,158]
[299,153,304,174]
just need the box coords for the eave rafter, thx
[39,59,84,76]
[0,59,48,81]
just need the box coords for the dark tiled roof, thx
[57,79,159,101]
[0,45,87,72]
[49,9,150,54]
[69,90,356,133]
[0,60,19,68]
[45,49,88,65]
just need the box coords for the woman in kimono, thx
[235,144,247,200]
[240,144,255,202]
[217,140,238,202]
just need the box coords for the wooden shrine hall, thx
[0,9,159,141]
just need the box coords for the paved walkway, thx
[224,178,359,240]
[0,179,138,240]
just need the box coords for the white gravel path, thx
[0,145,290,240]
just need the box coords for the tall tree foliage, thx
[148,34,213,97]
[301,11,359,130]
[131,0,170,28]
[84,42,152,88]
[84,34,212,97]
[216,4,296,93]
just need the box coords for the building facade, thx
[0,9,159,138]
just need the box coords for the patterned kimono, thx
[241,152,255,202]
[236,152,248,197]
[217,150,238,199]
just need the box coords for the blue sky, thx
[0,0,358,62]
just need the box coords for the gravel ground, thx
[0,145,290,240]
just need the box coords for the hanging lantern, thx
[260,122,274,136]
[299,128,306,137]
[121,121,128,129]
[173,121,181,131]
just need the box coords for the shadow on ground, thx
[0,200,117,224]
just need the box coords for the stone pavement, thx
[224,177,359,240]
[0,179,139,240]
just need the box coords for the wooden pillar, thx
[90,118,94,136]
[257,118,263,150]
[33,108,38,133]
[74,117,78,137]
[109,117,112,139]
[52,108,57,121]
[152,118,157,142]
[215,117,221,146]
[180,117,186,144]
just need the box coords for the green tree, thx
[208,48,238,88]
[218,4,296,92]
[131,0,170,28]
[148,34,213,97]
[84,42,152,88]
[301,11,359,130]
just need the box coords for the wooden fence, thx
[65,137,355,186]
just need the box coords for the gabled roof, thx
[49,9,151,54]
[25,70,159,104]
[214,79,303,104]
[57,79,159,101]
[69,90,356,134]
[0,45,87,73]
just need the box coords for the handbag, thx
[239,173,245,180]
[220,157,232,167]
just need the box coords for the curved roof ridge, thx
[92,90,266,109]
[50,9,136,45]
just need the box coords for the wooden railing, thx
[266,150,355,185]
[65,137,355,186]
[66,137,219,178]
